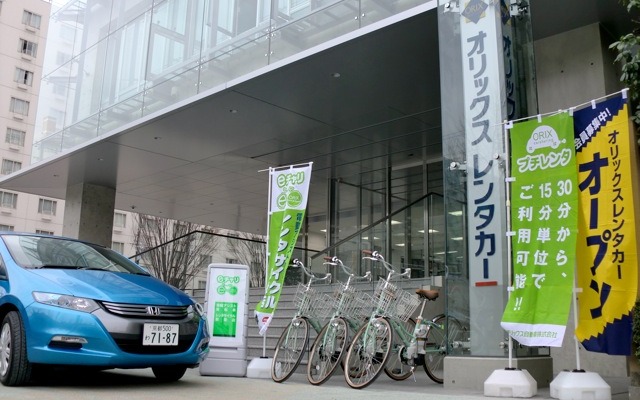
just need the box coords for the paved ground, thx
[0,366,629,400]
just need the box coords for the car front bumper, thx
[24,302,209,368]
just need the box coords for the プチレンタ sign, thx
[574,94,639,355]
[255,163,312,335]
[501,112,578,346]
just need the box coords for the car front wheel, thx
[152,365,187,382]
[0,311,32,386]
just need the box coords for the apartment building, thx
[0,1,61,235]
[0,1,213,293]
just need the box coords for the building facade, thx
[0,0,636,389]
[0,0,59,234]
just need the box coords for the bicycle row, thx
[271,250,468,389]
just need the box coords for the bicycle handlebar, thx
[291,258,331,282]
[361,250,411,279]
[322,256,371,281]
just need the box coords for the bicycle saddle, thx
[415,289,439,300]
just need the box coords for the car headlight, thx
[187,297,205,318]
[32,292,100,313]
[187,302,205,318]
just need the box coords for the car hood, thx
[27,269,192,306]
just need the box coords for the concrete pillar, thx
[62,183,115,247]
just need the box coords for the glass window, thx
[35,230,54,235]
[0,225,14,232]
[1,160,22,175]
[38,199,57,216]
[14,68,34,86]
[111,241,125,254]
[9,97,29,116]
[0,191,17,209]
[18,39,38,57]
[22,10,42,29]
[197,280,206,289]
[52,82,67,96]
[6,128,26,147]
[226,258,238,264]
[56,51,71,65]
[113,212,127,228]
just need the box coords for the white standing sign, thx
[205,264,249,348]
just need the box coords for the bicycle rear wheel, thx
[272,317,309,383]
[384,317,416,381]
[307,317,348,385]
[422,314,462,384]
[343,317,392,389]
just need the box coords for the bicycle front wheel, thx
[422,315,462,384]
[272,317,309,383]
[307,317,348,385]
[343,317,392,389]
[384,317,416,381]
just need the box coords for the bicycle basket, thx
[332,283,373,320]
[373,279,420,322]
[294,283,332,319]
[349,291,374,321]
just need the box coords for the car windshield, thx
[1,234,149,275]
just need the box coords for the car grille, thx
[101,301,189,320]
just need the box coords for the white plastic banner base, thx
[246,357,272,379]
[484,368,537,398]
[550,370,611,400]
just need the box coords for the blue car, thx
[0,232,209,386]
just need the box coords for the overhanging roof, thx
[0,0,634,235]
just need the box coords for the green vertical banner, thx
[501,113,578,346]
[255,163,312,335]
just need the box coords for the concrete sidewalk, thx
[0,367,629,400]
[219,370,630,400]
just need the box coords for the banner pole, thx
[503,120,514,370]
[261,166,275,358]
[572,279,581,371]
[483,120,536,398]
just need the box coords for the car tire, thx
[0,311,32,386]
[151,365,187,382]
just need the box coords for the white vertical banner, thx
[255,163,313,335]
[459,0,508,355]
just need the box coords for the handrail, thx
[129,191,442,265]
[129,229,320,261]
[310,192,443,261]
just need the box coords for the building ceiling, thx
[0,0,634,240]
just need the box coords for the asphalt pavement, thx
[0,366,629,400]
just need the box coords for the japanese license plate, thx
[143,323,179,346]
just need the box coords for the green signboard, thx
[501,112,578,346]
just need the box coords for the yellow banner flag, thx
[574,93,640,355]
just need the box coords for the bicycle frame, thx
[343,250,460,388]
[271,259,331,383]
[307,256,372,385]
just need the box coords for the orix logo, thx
[146,306,161,316]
